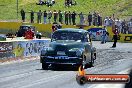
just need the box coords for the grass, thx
[0,0,131,21]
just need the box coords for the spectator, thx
[69,11,72,25]
[101,26,107,44]
[93,11,98,26]
[88,12,92,26]
[52,23,57,32]
[124,23,129,34]
[115,18,122,33]
[109,16,113,26]
[58,10,63,24]
[36,31,42,39]
[65,0,67,7]
[112,14,115,21]
[47,10,52,23]
[104,16,109,26]
[30,10,34,23]
[128,19,132,34]
[97,13,102,26]
[65,0,76,7]
[39,0,44,5]
[37,10,42,23]
[52,0,55,4]
[43,10,47,24]
[65,11,69,25]
[71,11,76,25]
[53,10,58,23]
[121,19,126,34]
[79,12,84,25]
[65,0,70,7]
[74,0,77,5]
[100,16,103,26]
[47,0,52,7]
[57,23,62,29]
[20,9,25,22]
[25,28,34,39]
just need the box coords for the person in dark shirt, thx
[68,11,72,25]
[30,10,34,23]
[43,10,47,24]
[112,29,118,47]
[97,14,101,26]
[53,10,58,23]
[25,28,34,39]
[37,10,42,23]
[71,11,76,25]
[93,11,98,26]
[20,9,25,22]
[88,12,92,26]
[48,10,52,24]
[65,11,69,25]
[52,22,58,32]
[58,10,63,24]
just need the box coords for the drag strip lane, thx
[0,41,132,88]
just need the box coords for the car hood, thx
[50,40,85,51]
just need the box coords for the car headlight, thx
[69,48,84,57]
[76,49,82,56]
[41,49,47,55]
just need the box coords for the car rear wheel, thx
[89,53,95,67]
[42,63,49,70]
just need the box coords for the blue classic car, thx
[40,28,96,69]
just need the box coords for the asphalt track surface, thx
[0,41,132,88]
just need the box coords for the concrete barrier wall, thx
[0,22,102,33]
[0,42,14,59]
[0,22,131,42]
[117,34,132,42]
[0,22,103,38]
[0,39,50,62]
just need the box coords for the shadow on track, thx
[37,64,94,71]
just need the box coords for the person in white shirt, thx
[104,16,109,26]
[115,18,122,33]
[128,19,132,34]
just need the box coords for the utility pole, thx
[17,0,18,19]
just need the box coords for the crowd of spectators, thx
[36,0,55,7]
[105,16,132,34]
[20,9,102,26]
[36,0,77,7]
[65,0,77,7]
[20,9,132,34]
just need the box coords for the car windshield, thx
[20,26,35,31]
[52,32,83,41]
[20,26,30,30]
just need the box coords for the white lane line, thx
[20,72,72,88]
[88,68,130,88]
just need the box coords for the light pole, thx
[17,0,18,19]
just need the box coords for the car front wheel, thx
[42,63,49,70]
